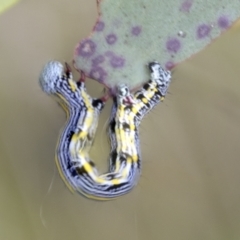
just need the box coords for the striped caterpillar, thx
[39,61,171,200]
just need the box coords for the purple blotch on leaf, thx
[106,34,117,45]
[197,24,211,39]
[110,56,125,68]
[89,66,107,82]
[105,51,114,57]
[180,0,193,12]
[77,39,96,58]
[107,53,125,68]
[92,55,105,66]
[166,38,181,53]
[218,16,229,29]
[165,61,175,70]
[94,21,105,31]
[131,26,142,36]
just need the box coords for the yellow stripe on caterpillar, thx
[69,79,77,92]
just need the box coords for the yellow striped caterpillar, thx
[39,61,171,200]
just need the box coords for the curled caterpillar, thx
[39,61,171,200]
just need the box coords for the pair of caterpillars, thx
[39,61,171,200]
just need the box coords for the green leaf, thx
[74,0,240,90]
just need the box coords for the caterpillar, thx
[39,61,171,200]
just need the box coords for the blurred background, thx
[0,0,240,239]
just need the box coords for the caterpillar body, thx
[39,61,171,200]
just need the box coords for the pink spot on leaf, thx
[131,26,142,36]
[166,38,181,53]
[106,52,125,68]
[110,56,125,68]
[218,16,229,29]
[165,61,175,70]
[94,21,105,31]
[77,39,96,58]
[105,51,114,57]
[89,66,107,82]
[197,24,211,39]
[106,34,117,45]
[92,55,105,66]
[180,0,193,12]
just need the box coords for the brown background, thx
[0,0,240,239]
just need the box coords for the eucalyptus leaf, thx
[74,0,240,91]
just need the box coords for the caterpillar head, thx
[39,61,65,94]
[116,83,130,98]
[148,61,171,85]
[148,61,161,74]
[116,83,135,105]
